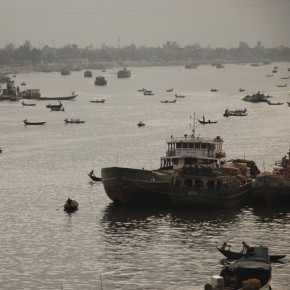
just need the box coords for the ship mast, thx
[190,112,196,137]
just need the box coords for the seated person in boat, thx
[221,242,231,251]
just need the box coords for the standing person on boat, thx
[90,170,95,177]
[241,241,251,254]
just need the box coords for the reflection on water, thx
[101,203,243,231]
[250,205,290,223]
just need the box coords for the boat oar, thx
[56,205,63,210]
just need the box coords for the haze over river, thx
[1,63,290,289]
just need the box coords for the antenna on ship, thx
[190,112,196,137]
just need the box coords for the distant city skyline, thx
[1,0,290,49]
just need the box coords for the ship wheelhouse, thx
[160,134,227,170]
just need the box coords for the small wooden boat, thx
[239,88,245,92]
[161,100,176,103]
[88,171,102,182]
[21,81,26,86]
[166,88,173,92]
[224,108,247,117]
[217,246,286,262]
[22,101,36,106]
[64,198,78,213]
[198,119,218,124]
[137,121,145,127]
[174,94,185,98]
[90,99,105,103]
[211,88,218,92]
[23,119,46,125]
[64,118,85,124]
[276,84,287,87]
[281,76,290,79]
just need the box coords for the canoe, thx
[22,101,36,106]
[217,247,286,262]
[23,119,46,125]
[198,119,218,124]
[90,99,105,103]
[64,118,85,124]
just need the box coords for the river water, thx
[0,63,289,289]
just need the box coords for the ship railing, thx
[166,150,176,156]
[166,135,223,143]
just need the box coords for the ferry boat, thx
[251,149,290,205]
[117,67,131,78]
[101,118,260,208]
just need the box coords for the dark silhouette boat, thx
[88,171,102,181]
[84,70,93,78]
[94,76,107,86]
[137,121,145,127]
[90,99,105,103]
[64,118,85,124]
[161,100,176,103]
[217,245,286,262]
[64,198,78,213]
[46,102,63,109]
[198,119,218,124]
[23,119,46,125]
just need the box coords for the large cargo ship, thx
[101,119,260,208]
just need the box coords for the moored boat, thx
[251,149,290,205]
[101,118,260,208]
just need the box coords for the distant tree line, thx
[0,40,289,67]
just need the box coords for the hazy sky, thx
[1,0,290,49]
